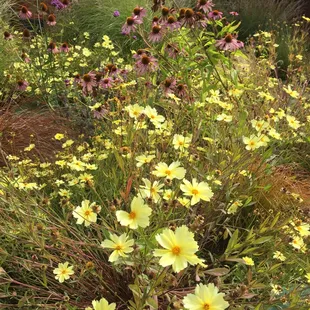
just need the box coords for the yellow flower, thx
[116,196,152,229]
[135,154,156,167]
[242,256,254,266]
[183,283,229,310]
[101,233,134,263]
[140,178,164,203]
[273,251,286,262]
[152,161,186,180]
[144,106,165,125]
[90,297,116,310]
[73,200,97,227]
[125,104,144,119]
[290,235,305,251]
[216,113,232,122]
[173,134,192,150]
[54,133,65,140]
[305,273,310,283]
[286,115,301,130]
[153,225,204,273]
[242,135,261,151]
[180,178,214,206]
[283,85,299,98]
[294,222,310,237]
[53,262,74,283]
[24,144,35,152]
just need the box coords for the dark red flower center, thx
[83,74,92,83]
[164,79,172,87]
[137,49,145,55]
[185,8,194,19]
[225,34,233,43]
[4,31,10,38]
[179,8,185,18]
[133,7,141,15]
[95,73,102,82]
[162,7,169,16]
[48,42,56,49]
[177,84,185,91]
[23,29,30,37]
[167,16,176,24]
[21,6,28,14]
[141,55,150,65]
[212,10,219,15]
[199,0,207,5]
[126,17,134,26]
[103,78,109,84]
[152,25,161,34]
[48,14,56,22]
[62,0,69,5]
[17,80,24,86]
[62,42,68,48]
[153,16,159,23]
[40,2,48,12]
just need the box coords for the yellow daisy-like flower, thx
[53,262,74,283]
[242,256,254,266]
[152,161,186,180]
[90,297,116,310]
[101,233,134,262]
[242,135,261,151]
[73,200,97,227]
[54,133,65,140]
[180,178,214,206]
[140,178,164,203]
[305,273,310,283]
[183,283,229,310]
[172,134,192,151]
[153,225,204,273]
[273,251,286,262]
[286,115,301,130]
[135,154,156,167]
[116,196,152,229]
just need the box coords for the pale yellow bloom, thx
[73,200,97,227]
[173,134,191,150]
[183,283,229,310]
[242,256,254,266]
[153,225,204,272]
[286,115,301,130]
[116,196,152,229]
[135,154,156,167]
[90,297,116,310]
[243,135,262,151]
[53,262,74,283]
[305,273,310,283]
[140,178,164,203]
[273,251,286,262]
[101,233,134,262]
[180,178,214,206]
[152,161,186,180]
[216,113,232,122]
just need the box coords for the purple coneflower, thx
[135,54,158,75]
[105,64,119,77]
[236,40,244,48]
[195,11,208,28]
[4,31,13,40]
[183,8,196,27]
[22,29,31,39]
[164,16,181,30]
[165,43,179,59]
[152,16,160,26]
[62,0,70,8]
[215,34,240,51]
[208,10,223,20]
[47,42,59,53]
[19,6,32,19]
[196,0,214,13]
[60,42,70,53]
[40,2,48,13]
[160,6,170,21]
[132,6,147,21]
[51,0,65,9]
[47,14,57,26]
[162,78,176,96]
[16,80,28,91]
[64,79,70,87]
[93,106,109,119]
[81,73,96,94]
[229,11,239,16]
[21,52,31,63]
[133,49,148,60]
[100,77,113,89]
[122,16,142,35]
[149,25,163,42]
[113,10,120,17]
[74,74,81,85]
[175,83,188,98]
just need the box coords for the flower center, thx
[203,304,210,310]
[48,14,56,22]
[225,34,233,43]
[192,189,199,195]
[23,29,30,37]
[17,80,24,86]
[172,246,181,255]
[141,55,150,65]
[48,42,56,49]
[167,16,176,24]
[61,270,67,274]
[83,74,91,83]
[153,16,159,23]
[152,25,161,34]
[4,31,10,37]
[213,10,219,15]
[126,17,134,26]
[200,0,207,5]
[133,7,141,15]
[115,245,122,250]
[129,211,136,219]
[164,79,172,87]
[165,170,171,175]
[185,8,194,18]
[84,210,91,216]
[62,42,68,48]
[162,7,169,16]
[21,6,28,14]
